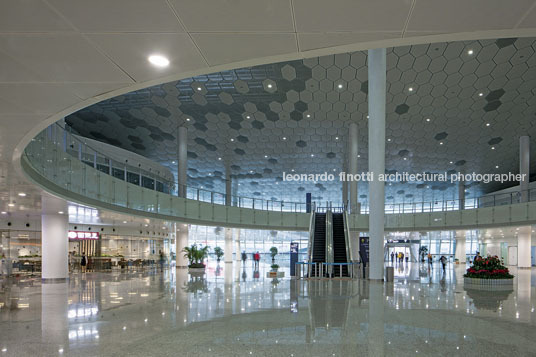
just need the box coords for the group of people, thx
[390,251,408,264]
[241,251,261,268]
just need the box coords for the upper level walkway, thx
[21,124,536,231]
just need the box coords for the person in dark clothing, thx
[440,255,447,272]
[80,252,87,273]
[390,252,394,264]
[241,251,247,264]
[159,250,165,272]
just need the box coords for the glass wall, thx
[188,225,309,262]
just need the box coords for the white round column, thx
[368,48,387,281]
[518,226,531,268]
[224,228,233,263]
[454,231,466,264]
[235,229,241,262]
[176,224,189,268]
[41,196,68,281]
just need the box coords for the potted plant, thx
[213,246,224,263]
[270,263,279,272]
[464,256,514,290]
[269,246,278,263]
[182,244,210,273]
[419,246,428,262]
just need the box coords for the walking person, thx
[440,255,447,272]
[390,252,394,264]
[159,250,165,272]
[241,251,247,265]
[80,252,87,273]
[254,251,260,269]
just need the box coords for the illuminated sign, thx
[68,231,99,240]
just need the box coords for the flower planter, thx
[188,268,206,274]
[266,271,285,278]
[463,277,513,291]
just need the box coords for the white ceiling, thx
[1,0,536,223]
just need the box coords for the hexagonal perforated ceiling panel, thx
[66,37,536,205]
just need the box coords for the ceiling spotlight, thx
[311,154,314,157]
[264,155,268,158]
[172,161,176,164]
[7,203,14,207]
[123,221,127,224]
[267,84,273,88]
[246,115,251,119]
[306,114,311,118]
[495,165,499,169]
[230,138,235,142]
[333,169,336,172]
[337,84,343,89]
[1,212,6,215]
[486,123,490,127]
[282,137,287,141]
[148,54,170,67]
[479,93,483,97]
[218,157,222,161]
[426,118,431,122]
[197,87,202,91]
[468,49,474,55]
[367,115,369,119]
[291,169,295,172]
[491,146,495,150]
[249,170,254,173]
[439,142,444,145]
[357,155,360,158]
[186,118,191,122]
[387,138,391,142]
[335,137,339,140]
[403,157,407,160]
[58,211,64,214]
[408,87,414,92]
[449,161,453,164]
[18,193,26,197]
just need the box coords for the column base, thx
[176,266,188,269]
[41,277,68,283]
[368,278,384,282]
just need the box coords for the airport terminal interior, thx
[2,1,536,356]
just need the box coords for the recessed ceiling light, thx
[58,211,64,214]
[18,193,26,197]
[282,137,287,140]
[387,138,391,142]
[335,137,339,140]
[337,84,343,89]
[311,154,314,157]
[403,157,407,160]
[408,87,414,92]
[291,169,295,172]
[333,169,336,172]
[357,155,360,158]
[479,93,483,97]
[1,212,6,215]
[267,84,273,88]
[249,170,253,173]
[246,115,250,119]
[426,118,431,122]
[7,203,14,207]
[495,165,499,169]
[439,142,444,145]
[123,221,127,224]
[264,155,268,158]
[218,157,222,161]
[172,161,176,164]
[306,114,311,118]
[197,87,202,91]
[468,49,474,55]
[367,115,370,119]
[186,118,191,122]
[148,54,170,67]
[486,123,490,127]
[230,138,235,142]
[491,146,495,150]
[449,161,453,164]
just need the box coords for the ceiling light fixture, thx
[197,87,202,91]
[335,137,339,140]
[282,137,287,141]
[230,138,235,142]
[186,118,191,122]
[1,212,6,215]
[18,193,26,197]
[495,165,499,169]
[123,221,127,224]
[246,115,250,119]
[426,118,430,122]
[311,154,314,157]
[468,49,474,55]
[58,211,64,214]
[306,114,311,118]
[449,161,453,164]
[387,138,391,142]
[408,87,413,92]
[267,84,273,88]
[338,84,343,89]
[440,142,444,145]
[7,203,14,207]
[479,93,483,97]
[148,55,170,67]
[491,146,495,150]
[218,157,222,160]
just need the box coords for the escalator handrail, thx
[342,210,353,262]
[307,209,316,263]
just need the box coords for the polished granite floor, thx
[1,261,535,356]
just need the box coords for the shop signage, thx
[68,231,99,240]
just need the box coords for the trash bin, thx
[385,267,394,282]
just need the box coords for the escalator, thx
[311,213,326,277]
[332,213,349,277]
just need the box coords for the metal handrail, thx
[307,209,316,264]
[325,210,333,277]
[342,210,353,262]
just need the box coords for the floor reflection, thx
[0,262,535,356]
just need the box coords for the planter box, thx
[464,277,513,291]
[266,271,285,278]
[188,268,206,274]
